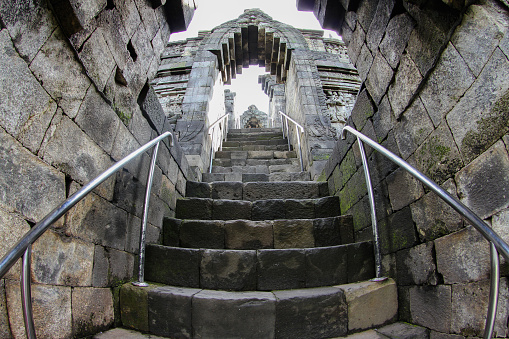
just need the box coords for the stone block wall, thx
[0,0,195,337]
[316,0,509,336]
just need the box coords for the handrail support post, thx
[21,245,36,339]
[133,141,161,287]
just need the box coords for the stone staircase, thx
[100,128,399,338]
[203,128,310,182]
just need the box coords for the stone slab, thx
[192,290,276,339]
[257,249,306,290]
[179,220,224,249]
[224,220,274,250]
[72,287,114,337]
[145,245,201,287]
[200,249,257,290]
[274,287,348,338]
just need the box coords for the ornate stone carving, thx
[240,105,269,128]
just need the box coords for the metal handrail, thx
[342,125,508,339]
[208,113,229,173]
[0,131,174,338]
[278,111,304,172]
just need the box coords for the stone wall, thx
[310,0,509,336]
[0,0,195,337]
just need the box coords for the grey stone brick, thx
[396,242,438,285]
[145,245,202,287]
[148,286,201,338]
[185,181,211,198]
[252,199,286,220]
[356,44,373,81]
[451,278,509,337]
[192,290,276,339]
[366,52,394,105]
[393,98,434,160]
[348,23,366,64]
[72,287,114,337]
[6,282,72,338]
[285,199,315,219]
[456,141,509,220]
[388,54,423,119]
[30,28,91,120]
[306,246,348,287]
[274,287,348,338]
[0,0,58,62]
[407,285,452,333]
[75,86,120,154]
[420,42,475,126]
[92,246,108,288]
[366,0,395,53]
[175,198,212,219]
[356,0,378,32]
[78,29,116,91]
[435,226,490,284]
[0,30,57,153]
[200,249,257,290]
[179,220,224,249]
[405,3,460,76]
[31,230,94,286]
[315,196,340,218]
[0,281,10,338]
[107,249,135,285]
[211,181,243,199]
[451,3,508,77]
[347,241,375,282]
[0,127,66,223]
[413,122,463,185]
[273,219,314,248]
[379,13,415,69]
[350,89,375,131]
[163,218,182,246]
[212,199,252,220]
[224,220,274,250]
[410,179,463,242]
[379,207,419,255]
[447,48,509,163]
[257,249,306,290]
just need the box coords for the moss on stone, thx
[113,102,132,126]
[313,153,330,161]
[461,89,509,162]
[316,171,327,182]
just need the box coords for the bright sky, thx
[170,0,340,117]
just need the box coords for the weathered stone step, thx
[212,157,298,167]
[202,171,310,182]
[176,196,339,220]
[229,127,281,133]
[227,134,285,141]
[163,216,354,249]
[211,163,301,174]
[185,181,329,200]
[144,242,374,291]
[222,139,288,147]
[215,150,296,160]
[119,278,397,339]
[222,144,289,151]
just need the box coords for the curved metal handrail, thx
[0,131,174,338]
[278,111,305,171]
[342,125,508,339]
[207,113,229,173]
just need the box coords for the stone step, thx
[185,181,329,200]
[144,242,374,290]
[222,139,288,147]
[212,157,298,168]
[202,171,311,182]
[214,150,297,160]
[163,216,354,249]
[175,196,339,220]
[222,144,289,151]
[227,134,285,141]
[119,278,397,339]
[229,128,282,133]
[211,163,301,174]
